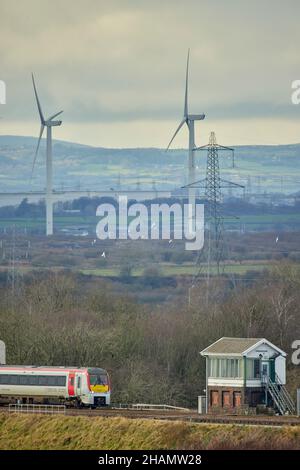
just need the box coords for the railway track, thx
[2,405,300,426]
[67,407,300,426]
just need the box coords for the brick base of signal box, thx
[207,386,266,415]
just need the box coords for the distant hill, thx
[0,135,91,148]
[0,135,300,195]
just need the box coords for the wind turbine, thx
[31,74,63,236]
[166,50,205,231]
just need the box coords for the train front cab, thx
[83,368,110,407]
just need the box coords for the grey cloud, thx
[1,0,300,143]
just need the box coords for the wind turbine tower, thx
[166,50,205,230]
[31,74,63,236]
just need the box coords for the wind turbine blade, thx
[166,119,185,151]
[47,110,63,121]
[30,124,45,181]
[32,73,45,123]
[184,49,190,117]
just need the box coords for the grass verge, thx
[0,414,299,450]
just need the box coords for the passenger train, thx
[0,365,110,407]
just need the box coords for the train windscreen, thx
[89,373,108,386]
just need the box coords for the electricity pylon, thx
[184,132,244,303]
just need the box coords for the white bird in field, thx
[275,237,279,243]
[168,239,173,244]
[101,251,106,258]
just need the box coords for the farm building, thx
[200,337,295,415]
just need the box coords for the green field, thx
[0,216,98,229]
[80,262,270,278]
[1,211,300,231]
[233,214,300,224]
[0,262,271,278]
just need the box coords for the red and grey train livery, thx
[0,365,110,407]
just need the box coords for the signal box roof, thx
[200,337,286,357]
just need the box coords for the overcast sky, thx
[1,0,300,147]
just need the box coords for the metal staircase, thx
[265,374,295,415]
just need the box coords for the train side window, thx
[48,376,57,386]
[77,376,81,388]
[10,375,20,385]
[57,376,66,386]
[38,376,48,386]
[29,376,39,385]
[70,377,74,386]
[19,376,30,385]
[0,374,67,386]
